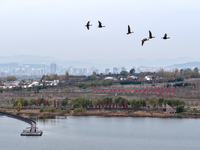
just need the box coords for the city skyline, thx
[1,60,200,77]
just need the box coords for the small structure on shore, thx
[166,104,176,114]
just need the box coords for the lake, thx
[0,116,200,150]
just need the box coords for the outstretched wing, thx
[164,33,167,38]
[141,39,145,46]
[86,21,90,30]
[98,21,102,27]
[87,21,90,25]
[149,30,152,38]
[128,25,131,33]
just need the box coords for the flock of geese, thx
[85,21,170,46]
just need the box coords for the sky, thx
[0,0,200,66]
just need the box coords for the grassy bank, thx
[2,108,200,119]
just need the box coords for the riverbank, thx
[1,109,200,119]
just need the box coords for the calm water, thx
[0,116,200,150]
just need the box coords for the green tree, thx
[114,97,125,107]
[149,98,156,107]
[176,105,184,113]
[62,98,68,107]
[193,67,199,78]
[29,99,35,106]
[164,99,174,107]
[72,97,90,109]
[158,98,164,107]
[73,101,82,109]
[120,71,129,78]
[103,97,112,108]
[24,99,28,107]
[129,68,135,75]
[164,99,185,107]
[130,100,142,109]
[140,100,146,107]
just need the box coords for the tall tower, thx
[42,63,46,75]
[50,62,56,74]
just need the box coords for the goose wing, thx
[86,21,90,30]
[149,30,152,38]
[128,25,131,33]
[164,33,167,38]
[87,21,90,26]
[141,39,145,46]
[98,21,102,27]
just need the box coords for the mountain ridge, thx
[0,55,199,69]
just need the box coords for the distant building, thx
[104,77,118,81]
[113,67,118,74]
[78,68,87,75]
[128,75,138,80]
[67,67,88,76]
[42,63,46,75]
[89,67,99,75]
[105,68,110,75]
[121,67,126,72]
[166,104,176,113]
[145,75,153,81]
[51,62,56,74]
[25,65,30,73]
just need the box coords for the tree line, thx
[12,96,186,113]
[11,97,185,109]
[11,97,68,108]
[71,97,185,110]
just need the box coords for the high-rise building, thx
[42,63,46,75]
[113,67,118,74]
[121,67,126,72]
[105,68,110,75]
[51,62,56,74]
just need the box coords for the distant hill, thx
[166,62,200,69]
[0,55,200,70]
[0,55,59,65]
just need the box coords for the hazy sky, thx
[0,0,200,64]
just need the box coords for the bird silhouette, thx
[85,21,92,30]
[162,33,170,39]
[127,25,133,35]
[98,21,105,28]
[141,38,149,46]
[149,30,155,39]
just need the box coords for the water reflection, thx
[36,116,67,125]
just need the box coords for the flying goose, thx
[127,25,133,35]
[85,21,92,30]
[141,38,149,46]
[149,30,155,39]
[98,21,105,28]
[162,33,170,39]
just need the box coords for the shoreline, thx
[2,109,200,119]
